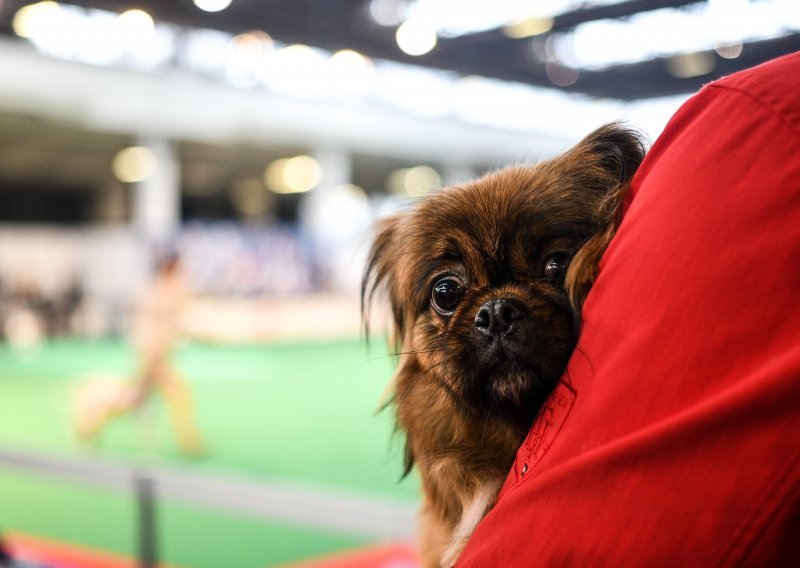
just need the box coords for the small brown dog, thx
[363,123,645,567]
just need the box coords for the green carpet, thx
[0,338,418,567]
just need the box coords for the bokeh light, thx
[194,0,234,13]
[264,156,322,194]
[387,165,441,197]
[12,1,62,39]
[226,30,274,86]
[367,0,406,26]
[328,49,376,96]
[395,20,437,56]
[665,52,716,79]
[112,146,158,183]
[503,17,554,39]
[308,184,371,241]
[265,44,329,97]
[546,62,580,87]
[117,9,155,48]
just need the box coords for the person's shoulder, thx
[710,51,800,93]
[705,52,800,136]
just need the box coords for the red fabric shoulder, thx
[458,53,800,567]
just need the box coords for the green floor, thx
[0,338,418,567]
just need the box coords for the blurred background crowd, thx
[0,0,797,347]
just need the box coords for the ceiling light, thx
[230,31,274,54]
[503,17,554,39]
[264,156,321,194]
[328,49,375,95]
[265,44,329,97]
[373,62,450,117]
[330,49,373,76]
[183,29,231,74]
[401,0,625,38]
[112,146,158,183]
[226,31,274,87]
[546,62,579,87]
[665,52,716,79]
[715,42,743,59]
[117,9,155,53]
[396,20,437,56]
[307,184,371,241]
[368,0,406,26]
[193,0,234,13]
[554,0,799,70]
[387,165,441,197]
[12,1,61,39]
[118,9,154,34]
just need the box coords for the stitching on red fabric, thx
[705,83,800,142]
[504,382,576,493]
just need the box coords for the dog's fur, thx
[362,124,645,567]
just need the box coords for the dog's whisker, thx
[423,356,457,375]
[394,353,459,407]
[365,346,445,363]
[396,372,428,405]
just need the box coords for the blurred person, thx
[75,252,204,456]
[457,52,800,566]
[0,275,6,339]
[48,276,84,336]
[3,279,45,353]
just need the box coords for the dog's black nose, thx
[474,298,526,338]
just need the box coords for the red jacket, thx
[458,52,800,567]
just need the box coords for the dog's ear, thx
[362,214,406,347]
[565,123,647,311]
[581,122,646,187]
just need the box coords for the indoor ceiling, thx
[0,0,796,212]
[1,0,797,100]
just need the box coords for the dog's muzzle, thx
[474,298,527,340]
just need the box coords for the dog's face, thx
[365,124,644,429]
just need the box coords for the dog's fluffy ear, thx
[361,213,406,347]
[581,122,646,187]
[565,123,647,311]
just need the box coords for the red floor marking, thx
[5,532,417,568]
[278,541,419,568]
[4,531,141,568]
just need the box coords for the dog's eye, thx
[431,276,465,316]
[543,253,569,282]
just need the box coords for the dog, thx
[362,123,646,567]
